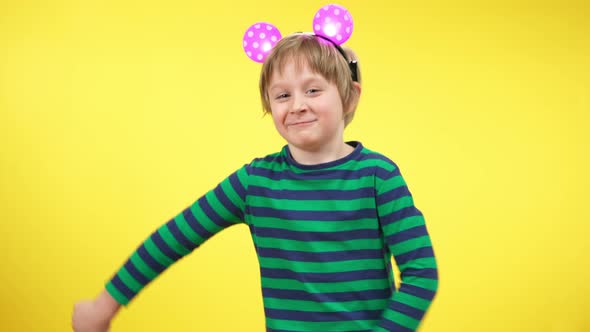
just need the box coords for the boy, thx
[73,33,438,332]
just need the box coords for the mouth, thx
[288,119,317,127]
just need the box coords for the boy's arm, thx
[105,166,249,305]
[373,164,439,332]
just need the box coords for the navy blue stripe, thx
[374,166,400,181]
[385,224,429,245]
[380,206,422,227]
[360,152,394,165]
[261,268,388,283]
[249,207,377,221]
[258,247,383,262]
[213,184,242,220]
[402,268,438,280]
[183,207,214,240]
[262,288,391,302]
[378,318,414,332]
[255,227,379,242]
[111,275,135,300]
[267,329,371,332]
[249,166,376,181]
[123,260,149,285]
[395,246,435,266]
[264,307,383,322]
[137,245,166,274]
[249,185,376,200]
[259,154,286,164]
[376,185,410,206]
[228,171,247,201]
[167,219,198,251]
[389,300,425,321]
[400,283,437,301]
[151,230,182,261]
[198,196,234,229]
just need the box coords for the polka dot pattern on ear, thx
[243,22,282,63]
[312,4,353,45]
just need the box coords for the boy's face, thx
[268,60,346,152]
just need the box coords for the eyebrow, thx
[269,76,325,92]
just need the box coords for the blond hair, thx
[259,34,361,127]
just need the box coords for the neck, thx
[288,140,354,165]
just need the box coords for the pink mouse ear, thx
[243,22,282,63]
[312,4,353,45]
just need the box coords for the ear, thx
[344,81,362,115]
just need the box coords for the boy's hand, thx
[72,300,111,332]
[72,290,120,332]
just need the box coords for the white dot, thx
[243,41,248,47]
[323,24,337,37]
[255,24,260,29]
[314,24,320,31]
[271,35,277,42]
[257,54,263,60]
[248,31,253,37]
[325,17,331,23]
[346,27,351,33]
[336,22,342,29]
[323,6,329,11]
[260,33,266,39]
[336,34,342,41]
[334,9,340,15]
[316,13,321,18]
[262,42,272,52]
[253,42,259,49]
[247,51,252,56]
[266,25,272,30]
[344,15,349,21]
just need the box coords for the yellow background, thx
[1,0,588,331]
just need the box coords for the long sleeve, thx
[372,163,438,331]
[105,166,249,305]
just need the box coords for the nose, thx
[290,94,309,113]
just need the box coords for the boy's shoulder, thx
[243,142,400,172]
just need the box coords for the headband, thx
[242,4,358,81]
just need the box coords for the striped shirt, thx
[106,141,438,331]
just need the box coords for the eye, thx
[275,93,290,100]
[307,88,321,95]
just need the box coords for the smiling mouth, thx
[288,120,317,127]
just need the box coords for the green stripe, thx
[248,175,373,191]
[259,257,386,273]
[144,238,173,267]
[160,225,190,256]
[394,292,431,311]
[250,216,377,232]
[205,189,238,221]
[382,308,420,330]
[404,276,438,292]
[189,200,222,234]
[262,277,389,293]
[383,215,424,235]
[220,177,244,212]
[398,257,437,272]
[255,237,380,252]
[266,318,377,331]
[105,281,129,305]
[377,175,405,193]
[130,252,157,280]
[264,297,388,312]
[118,266,143,293]
[174,213,204,245]
[249,196,375,211]
[390,236,432,255]
[378,196,414,216]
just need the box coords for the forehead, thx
[269,56,326,83]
